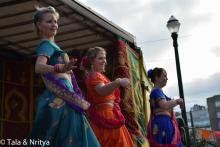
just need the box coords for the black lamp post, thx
[167,15,190,146]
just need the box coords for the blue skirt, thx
[151,115,183,147]
[29,79,100,147]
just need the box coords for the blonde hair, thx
[33,6,59,34]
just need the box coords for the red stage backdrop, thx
[0,60,35,140]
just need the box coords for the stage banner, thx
[114,37,151,147]
[1,60,33,140]
[0,60,3,139]
[128,46,152,132]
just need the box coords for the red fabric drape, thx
[113,39,141,136]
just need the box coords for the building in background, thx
[207,95,220,145]
[207,95,220,131]
[189,104,210,129]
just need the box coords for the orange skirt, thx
[89,105,134,147]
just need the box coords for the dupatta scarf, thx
[88,88,125,128]
[42,73,90,113]
[147,111,181,147]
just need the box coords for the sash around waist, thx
[153,108,172,117]
[88,100,125,128]
[92,100,115,110]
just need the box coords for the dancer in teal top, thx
[28,6,100,147]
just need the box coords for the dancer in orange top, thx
[81,47,134,147]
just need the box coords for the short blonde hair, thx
[33,6,59,33]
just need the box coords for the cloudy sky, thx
[79,0,220,111]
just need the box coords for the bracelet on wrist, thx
[115,78,121,86]
[54,64,63,73]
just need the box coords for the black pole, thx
[171,32,190,146]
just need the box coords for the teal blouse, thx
[36,40,66,65]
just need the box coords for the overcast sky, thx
[79,0,220,111]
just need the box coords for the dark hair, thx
[147,67,165,83]
[33,6,59,34]
[82,47,106,71]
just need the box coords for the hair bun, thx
[147,69,153,78]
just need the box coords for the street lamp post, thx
[167,15,190,146]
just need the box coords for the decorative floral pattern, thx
[42,73,90,113]
[49,98,65,109]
